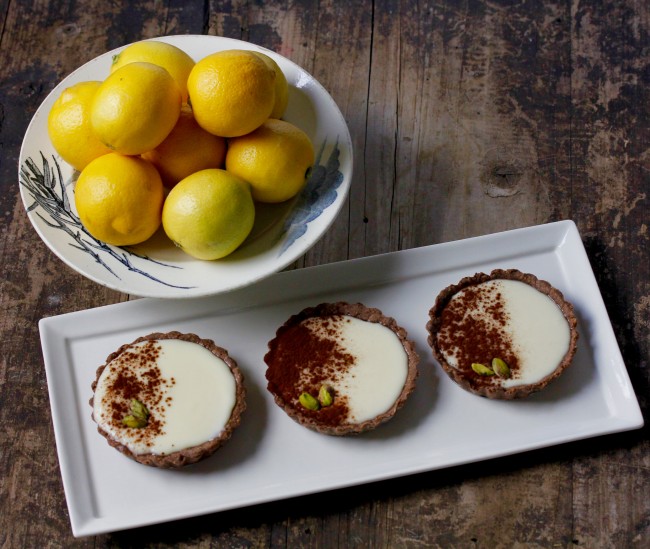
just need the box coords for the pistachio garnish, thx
[130,398,149,420]
[299,392,320,411]
[471,362,495,376]
[122,398,149,428]
[491,357,511,378]
[318,385,333,407]
[122,415,147,428]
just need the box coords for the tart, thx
[264,302,419,435]
[90,331,246,468]
[426,269,578,399]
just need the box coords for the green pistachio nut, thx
[318,385,333,407]
[299,392,320,411]
[491,357,511,378]
[471,362,495,376]
[122,414,147,428]
[121,398,150,428]
[130,398,150,421]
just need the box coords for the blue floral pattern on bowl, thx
[20,154,194,289]
[281,140,344,255]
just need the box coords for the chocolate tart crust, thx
[90,331,246,469]
[426,269,579,400]
[265,302,419,435]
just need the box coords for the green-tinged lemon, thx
[162,169,255,260]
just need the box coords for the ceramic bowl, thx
[19,35,353,298]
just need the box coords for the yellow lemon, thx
[141,104,226,188]
[225,119,314,203]
[111,40,195,102]
[162,169,255,260]
[249,51,289,118]
[47,81,112,171]
[75,153,164,246]
[187,50,275,137]
[91,61,182,155]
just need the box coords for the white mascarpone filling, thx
[93,338,237,455]
[305,316,409,423]
[441,279,571,387]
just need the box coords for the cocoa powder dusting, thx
[437,282,520,389]
[266,315,355,425]
[98,340,173,446]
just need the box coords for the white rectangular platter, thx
[39,220,643,537]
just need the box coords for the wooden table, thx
[2,1,648,547]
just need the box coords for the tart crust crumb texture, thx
[90,331,246,468]
[426,269,579,400]
[264,302,420,435]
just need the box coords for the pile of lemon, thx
[47,41,315,260]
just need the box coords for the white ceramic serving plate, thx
[39,220,643,537]
[19,35,353,298]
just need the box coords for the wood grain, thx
[0,0,648,547]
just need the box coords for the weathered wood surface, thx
[1,0,648,547]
